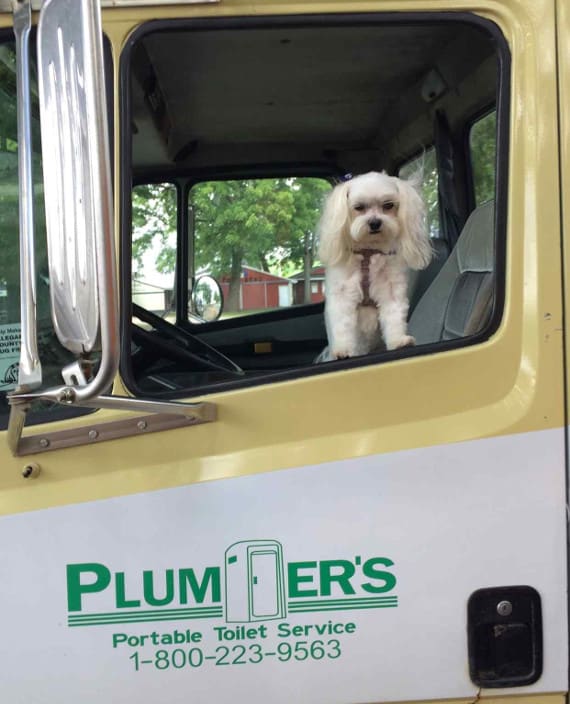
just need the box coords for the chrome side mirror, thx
[38,0,118,388]
[8,0,216,456]
[191,275,223,322]
[8,0,118,453]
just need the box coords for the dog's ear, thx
[318,181,352,266]
[396,176,433,270]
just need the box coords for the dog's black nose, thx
[369,218,382,232]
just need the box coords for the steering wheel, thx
[132,303,244,377]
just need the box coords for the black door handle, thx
[467,585,542,687]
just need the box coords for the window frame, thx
[119,12,511,401]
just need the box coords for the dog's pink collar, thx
[354,248,396,307]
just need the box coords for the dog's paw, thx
[388,335,416,350]
[330,346,357,360]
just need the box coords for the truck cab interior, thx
[122,13,507,398]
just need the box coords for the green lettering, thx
[319,560,356,596]
[287,561,318,598]
[115,572,141,608]
[179,567,221,604]
[112,633,127,647]
[143,569,174,607]
[277,623,292,637]
[67,563,111,612]
[361,557,396,593]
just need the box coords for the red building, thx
[220,266,294,311]
[291,266,326,304]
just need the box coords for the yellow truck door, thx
[0,1,567,703]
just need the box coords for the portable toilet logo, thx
[224,540,286,623]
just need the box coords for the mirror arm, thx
[80,395,216,421]
[9,390,216,422]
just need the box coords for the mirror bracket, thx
[10,404,217,457]
[7,389,217,457]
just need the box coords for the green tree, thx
[132,183,177,274]
[282,178,331,303]
[190,177,329,310]
[131,177,330,312]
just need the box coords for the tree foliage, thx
[132,183,177,274]
[132,177,330,311]
[191,178,329,270]
[190,178,330,308]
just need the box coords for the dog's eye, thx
[383,201,395,212]
[353,204,365,212]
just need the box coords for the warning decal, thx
[0,323,20,390]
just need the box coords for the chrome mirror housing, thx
[7,0,216,456]
[38,0,118,372]
[191,275,224,322]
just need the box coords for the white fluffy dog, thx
[318,171,432,360]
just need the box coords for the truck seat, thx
[408,200,495,344]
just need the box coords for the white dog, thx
[318,171,432,360]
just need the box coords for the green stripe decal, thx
[288,602,397,614]
[68,596,398,627]
[288,596,398,611]
[68,606,223,627]
[288,596,397,607]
